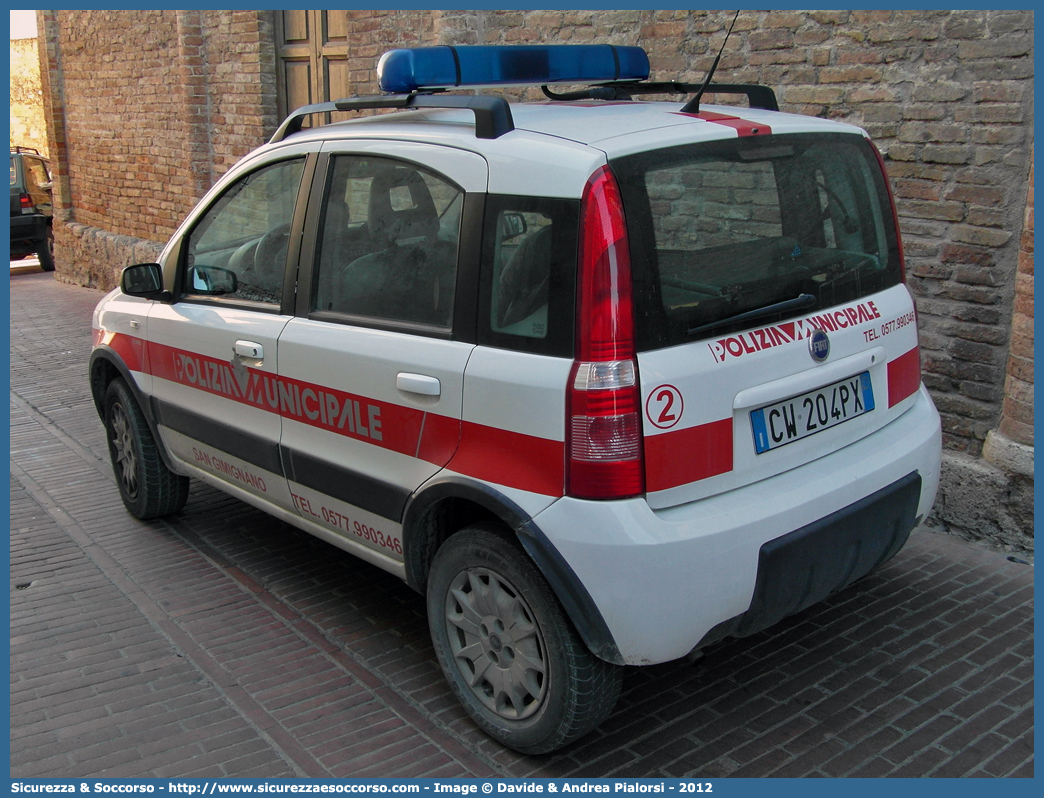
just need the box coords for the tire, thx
[36,225,55,272]
[427,525,622,754]
[103,378,189,519]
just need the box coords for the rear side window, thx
[615,133,902,351]
[477,195,578,358]
[25,158,50,189]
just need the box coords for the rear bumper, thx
[10,214,48,247]
[699,470,921,648]
[533,385,941,665]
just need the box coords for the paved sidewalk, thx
[9,270,1034,778]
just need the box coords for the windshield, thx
[614,132,903,350]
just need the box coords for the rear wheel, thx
[427,525,621,754]
[36,225,55,272]
[103,378,189,519]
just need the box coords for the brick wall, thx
[39,10,1033,503]
[37,9,278,288]
[344,9,435,77]
[936,154,1033,552]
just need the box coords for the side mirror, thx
[121,263,171,301]
[501,212,528,240]
[189,265,238,296]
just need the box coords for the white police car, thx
[90,44,941,754]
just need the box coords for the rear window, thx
[614,133,903,351]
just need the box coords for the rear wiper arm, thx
[686,293,816,337]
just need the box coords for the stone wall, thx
[39,9,1033,549]
[10,37,48,154]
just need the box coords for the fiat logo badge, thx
[808,329,830,363]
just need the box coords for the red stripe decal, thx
[146,340,438,461]
[887,347,921,407]
[644,418,733,492]
[115,335,563,496]
[447,422,565,498]
[100,330,147,373]
[417,412,462,465]
[674,110,771,137]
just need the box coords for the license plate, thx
[750,371,875,454]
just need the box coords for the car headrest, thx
[367,168,439,244]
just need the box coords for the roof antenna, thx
[681,10,741,115]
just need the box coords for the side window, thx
[183,158,305,306]
[23,158,53,212]
[478,195,578,357]
[490,211,553,339]
[312,155,462,328]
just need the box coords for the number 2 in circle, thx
[646,384,684,430]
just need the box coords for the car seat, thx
[339,168,456,326]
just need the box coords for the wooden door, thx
[275,11,351,123]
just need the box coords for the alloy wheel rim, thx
[445,567,548,720]
[110,403,138,499]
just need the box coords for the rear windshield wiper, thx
[686,292,817,337]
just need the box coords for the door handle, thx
[396,373,441,397]
[234,340,263,359]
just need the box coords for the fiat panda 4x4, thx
[90,44,941,753]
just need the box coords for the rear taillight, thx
[873,142,925,398]
[870,141,907,284]
[567,166,644,500]
[20,193,34,214]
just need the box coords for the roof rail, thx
[542,81,778,112]
[270,93,514,144]
[10,145,42,155]
[681,83,778,114]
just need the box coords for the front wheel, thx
[427,526,621,754]
[103,378,189,519]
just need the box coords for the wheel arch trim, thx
[89,347,181,474]
[403,474,624,665]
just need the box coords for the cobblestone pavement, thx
[9,271,1034,778]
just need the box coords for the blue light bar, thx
[377,45,650,93]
